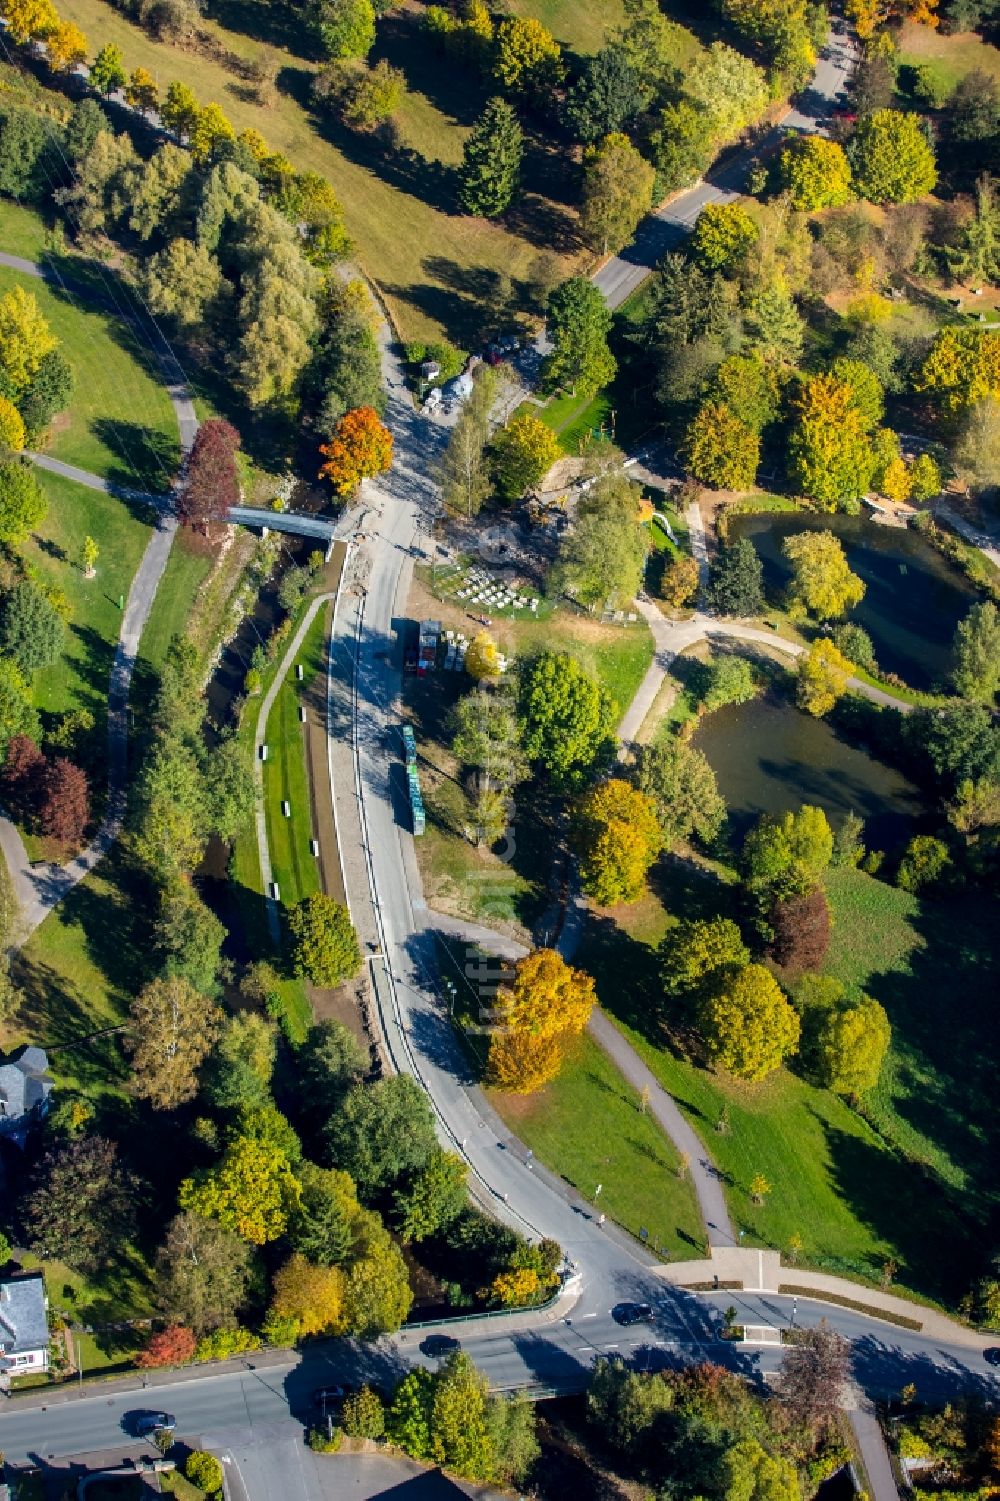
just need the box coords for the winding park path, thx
[0,250,196,945]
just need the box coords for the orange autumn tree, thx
[488,948,596,1093]
[318,405,393,497]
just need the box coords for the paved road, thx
[593,23,858,310]
[1,1286,996,1468]
[0,252,194,943]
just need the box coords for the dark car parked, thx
[126,1411,176,1437]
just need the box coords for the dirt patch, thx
[308,974,369,1050]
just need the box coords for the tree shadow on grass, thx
[374,11,486,128]
[821,1118,989,1307]
[90,420,178,496]
[852,886,1000,1245]
[203,0,317,56]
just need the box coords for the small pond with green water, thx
[693,691,927,854]
[727,512,977,691]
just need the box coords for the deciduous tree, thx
[178,419,240,533]
[769,886,830,971]
[180,1136,302,1245]
[22,1135,138,1273]
[491,412,561,500]
[465,631,501,682]
[308,0,375,59]
[780,136,852,210]
[488,948,595,1093]
[0,395,25,454]
[797,637,853,717]
[186,1453,224,1495]
[850,109,937,204]
[493,16,563,99]
[394,1150,468,1242]
[155,1212,252,1334]
[319,405,392,497]
[38,757,89,845]
[89,43,127,96]
[126,976,222,1110]
[327,1076,437,1194]
[0,285,57,398]
[787,374,879,506]
[288,893,361,986]
[518,651,616,788]
[896,833,950,891]
[343,1210,414,1334]
[952,600,1000,704]
[543,277,616,398]
[815,996,891,1096]
[742,804,833,900]
[684,402,760,490]
[691,201,759,272]
[1,0,57,45]
[0,658,39,760]
[270,1252,347,1337]
[341,59,405,130]
[780,1325,849,1431]
[574,778,662,905]
[700,963,800,1080]
[580,133,654,255]
[660,917,749,1006]
[554,469,650,609]
[782,530,865,619]
[46,19,88,71]
[125,66,159,113]
[137,1325,197,1368]
[458,97,522,218]
[660,553,700,609]
[633,738,726,849]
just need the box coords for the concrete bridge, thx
[228,506,336,544]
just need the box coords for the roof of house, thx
[0,1272,48,1362]
[0,1047,53,1121]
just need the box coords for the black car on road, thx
[613,1303,654,1326]
[420,1334,460,1358]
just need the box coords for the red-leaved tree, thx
[318,406,393,497]
[39,757,90,846]
[769,886,831,973]
[136,1325,197,1369]
[178,419,241,533]
[1,735,45,821]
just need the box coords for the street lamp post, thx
[790,1297,798,1330]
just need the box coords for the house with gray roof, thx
[0,1272,49,1378]
[0,1047,53,1143]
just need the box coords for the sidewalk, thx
[657,1248,997,1349]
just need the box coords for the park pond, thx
[693,690,927,855]
[727,511,977,691]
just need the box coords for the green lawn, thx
[573,860,999,1308]
[0,199,55,260]
[22,472,151,756]
[262,605,326,909]
[135,534,214,681]
[897,19,1000,91]
[0,264,177,486]
[54,0,587,345]
[7,848,152,1105]
[494,1031,707,1259]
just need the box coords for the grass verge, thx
[262,606,326,908]
[492,1030,708,1259]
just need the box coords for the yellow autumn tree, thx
[0,395,26,453]
[575,777,662,905]
[797,638,854,717]
[269,1253,347,1336]
[0,285,58,397]
[488,948,596,1093]
[2,0,58,44]
[179,1136,302,1245]
[45,18,88,70]
[700,963,800,1081]
[465,630,501,681]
